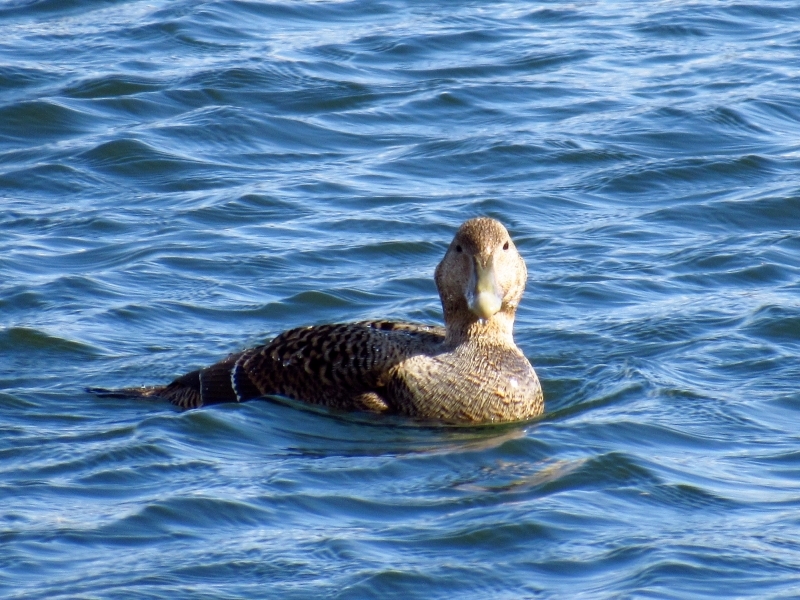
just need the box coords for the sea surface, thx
[2,0,800,598]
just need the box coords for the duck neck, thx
[444,310,516,348]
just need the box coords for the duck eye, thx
[503,241,509,250]
[455,245,462,253]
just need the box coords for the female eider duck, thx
[123,217,543,423]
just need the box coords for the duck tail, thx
[88,346,264,410]
[87,386,166,399]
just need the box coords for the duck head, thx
[435,217,527,342]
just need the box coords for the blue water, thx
[2,0,800,597]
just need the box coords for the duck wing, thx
[147,320,445,410]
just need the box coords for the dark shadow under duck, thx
[113,217,544,423]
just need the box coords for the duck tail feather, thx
[86,386,166,399]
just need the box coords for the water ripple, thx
[2,0,800,597]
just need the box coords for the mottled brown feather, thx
[116,218,544,423]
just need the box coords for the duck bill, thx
[468,259,503,320]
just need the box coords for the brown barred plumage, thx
[113,218,544,423]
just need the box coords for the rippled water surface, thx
[2,0,800,597]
